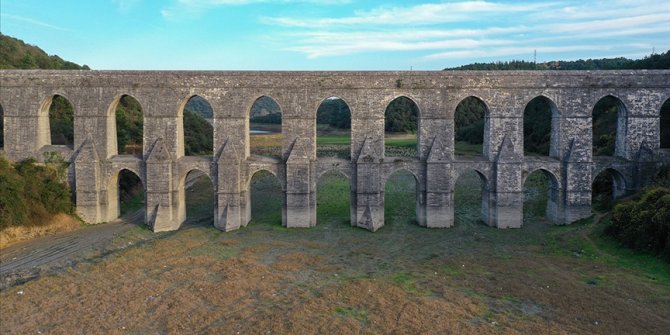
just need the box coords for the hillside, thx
[445,50,670,70]
[0,33,89,70]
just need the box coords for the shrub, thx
[606,187,670,262]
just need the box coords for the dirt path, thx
[0,210,144,289]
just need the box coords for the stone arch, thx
[523,95,561,158]
[316,166,352,182]
[384,95,420,158]
[177,168,215,226]
[107,94,144,158]
[315,96,352,160]
[454,96,490,157]
[454,168,491,226]
[384,168,419,226]
[40,93,75,149]
[247,95,283,159]
[522,168,561,224]
[107,168,144,221]
[660,98,670,149]
[177,94,214,157]
[316,169,351,226]
[591,167,628,210]
[247,168,283,226]
[592,94,628,157]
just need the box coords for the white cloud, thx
[423,45,609,61]
[112,0,142,11]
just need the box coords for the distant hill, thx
[0,33,89,70]
[444,50,670,70]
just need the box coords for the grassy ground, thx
[1,169,669,334]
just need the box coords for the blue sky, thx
[1,0,669,70]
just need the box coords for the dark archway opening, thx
[523,97,555,156]
[182,170,214,226]
[249,96,282,159]
[384,97,418,158]
[48,95,74,148]
[117,169,144,217]
[183,96,214,156]
[0,103,4,150]
[384,169,417,226]
[115,95,143,157]
[249,170,282,226]
[316,170,350,226]
[316,97,351,160]
[454,170,488,226]
[523,170,559,227]
[454,97,487,157]
[592,96,625,157]
[592,169,626,211]
[661,98,670,149]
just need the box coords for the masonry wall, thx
[1,70,668,231]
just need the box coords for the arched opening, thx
[316,97,351,160]
[316,170,350,226]
[249,96,282,159]
[182,96,214,156]
[592,168,627,211]
[454,97,488,157]
[248,170,282,226]
[592,95,626,157]
[523,169,560,226]
[384,96,419,158]
[661,98,670,149]
[454,170,489,226]
[179,170,214,226]
[384,169,417,225]
[46,95,75,148]
[0,103,4,150]
[108,169,144,220]
[111,95,143,157]
[523,96,558,157]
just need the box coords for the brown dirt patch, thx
[0,214,82,249]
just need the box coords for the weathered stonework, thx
[1,70,669,232]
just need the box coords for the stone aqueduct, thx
[1,70,669,232]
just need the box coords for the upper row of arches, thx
[1,94,669,159]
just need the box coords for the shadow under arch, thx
[660,98,670,149]
[316,96,352,160]
[592,167,628,211]
[523,95,561,158]
[454,168,491,226]
[177,168,214,227]
[0,102,4,150]
[107,168,144,221]
[107,94,144,158]
[454,96,490,158]
[522,168,561,225]
[248,95,283,159]
[316,169,351,226]
[177,94,214,158]
[592,94,628,157]
[384,95,420,158]
[384,168,419,226]
[247,169,283,226]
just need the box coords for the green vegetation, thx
[48,96,75,147]
[1,104,4,148]
[606,187,670,262]
[385,97,418,133]
[592,96,620,156]
[115,96,144,156]
[183,110,213,156]
[662,99,670,148]
[523,97,552,156]
[444,50,670,70]
[0,33,89,70]
[317,98,351,129]
[250,96,282,124]
[0,156,73,230]
[118,170,144,216]
[455,97,486,149]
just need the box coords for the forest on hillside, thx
[0,34,89,70]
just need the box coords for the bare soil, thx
[0,173,668,335]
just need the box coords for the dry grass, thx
[0,214,82,249]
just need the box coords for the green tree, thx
[184,109,213,156]
[49,96,75,147]
[115,96,143,155]
[385,97,418,133]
